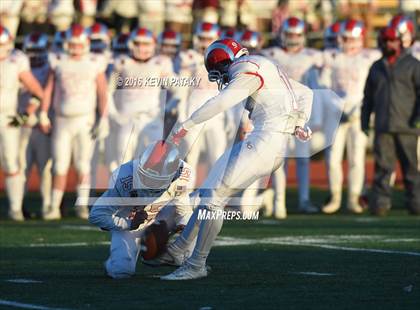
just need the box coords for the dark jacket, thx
[361,51,420,135]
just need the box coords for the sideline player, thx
[19,32,53,218]
[39,24,109,220]
[89,140,194,278]
[0,26,44,221]
[321,19,380,214]
[262,17,322,215]
[160,38,313,280]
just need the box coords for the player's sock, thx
[51,189,64,211]
[41,164,52,211]
[5,174,25,214]
[296,157,310,205]
[76,184,90,207]
[187,206,224,268]
[170,207,201,254]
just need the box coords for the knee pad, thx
[53,157,70,175]
[105,257,136,279]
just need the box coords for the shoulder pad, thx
[229,56,260,79]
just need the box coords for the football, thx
[140,220,170,260]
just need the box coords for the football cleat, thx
[75,205,89,220]
[160,262,208,280]
[142,247,187,267]
[42,207,61,220]
[298,200,319,214]
[8,211,24,222]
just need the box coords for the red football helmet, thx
[23,32,49,66]
[158,29,182,57]
[324,21,341,49]
[128,27,156,61]
[112,33,130,55]
[240,30,262,52]
[89,22,110,53]
[279,17,306,50]
[389,14,415,48]
[193,22,220,54]
[339,19,365,53]
[205,38,249,89]
[63,24,90,56]
[0,25,13,59]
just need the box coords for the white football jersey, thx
[262,47,323,89]
[51,53,106,117]
[112,54,174,118]
[188,55,313,133]
[0,49,30,124]
[322,48,380,114]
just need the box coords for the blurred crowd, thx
[0,0,419,222]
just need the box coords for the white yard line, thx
[6,279,43,284]
[59,225,99,231]
[0,299,70,310]
[294,272,335,276]
[28,241,110,248]
[214,236,420,257]
[7,235,420,257]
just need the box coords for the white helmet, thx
[23,32,49,67]
[158,29,182,57]
[137,140,181,189]
[89,22,110,53]
[240,30,262,53]
[279,17,306,50]
[128,27,156,61]
[339,19,365,53]
[63,24,90,56]
[0,26,13,59]
[193,22,220,54]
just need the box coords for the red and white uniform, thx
[321,48,380,200]
[50,52,106,175]
[0,50,30,174]
[184,54,312,206]
[111,54,174,163]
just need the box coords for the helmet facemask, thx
[130,40,155,61]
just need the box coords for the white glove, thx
[39,111,52,133]
[91,117,110,140]
[294,126,312,142]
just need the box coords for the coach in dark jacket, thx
[361,26,420,215]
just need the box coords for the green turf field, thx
[0,189,419,310]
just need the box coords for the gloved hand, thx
[39,111,52,134]
[294,126,312,142]
[129,208,148,230]
[91,117,110,140]
[8,113,38,127]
